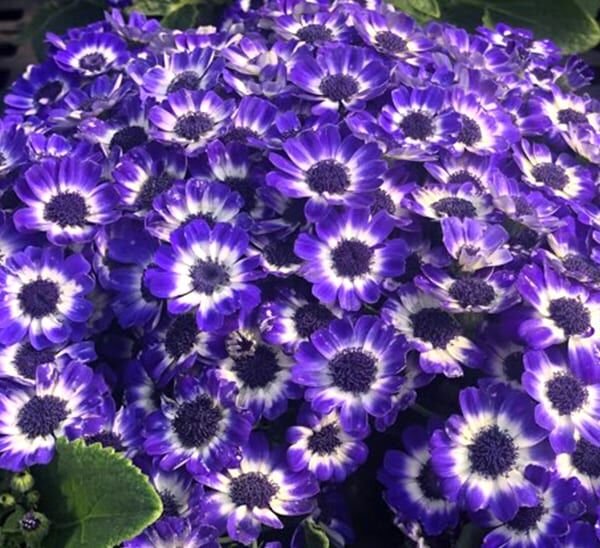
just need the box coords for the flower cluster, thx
[1,0,600,545]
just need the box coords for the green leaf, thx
[439,3,485,32]
[1,506,25,534]
[129,0,173,15]
[576,0,600,15]
[303,518,330,548]
[32,439,162,548]
[482,0,600,53]
[162,4,199,29]
[409,0,441,17]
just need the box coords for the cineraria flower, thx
[124,517,218,548]
[0,246,94,349]
[441,217,513,272]
[0,361,103,470]
[198,432,318,545]
[0,212,41,267]
[144,372,252,474]
[286,406,368,482]
[476,466,584,548]
[267,124,385,221]
[289,46,389,114]
[517,262,600,381]
[295,208,407,310]
[14,157,120,246]
[480,333,527,389]
[223,96,278,147]
[532,84,592,135]
[293,315,405,434]
[146,180,246,242]
[216,328,300,420]
[145,220,262,331]
[150,90,235,155]
[379,86,461,160]
[105,9,162,46]
[54,31,129,76]
[522,348,600,453]
[513,140,594,202]
[273,9,350,45]
[0,120,27,177]
[431,385,552,520]
[555,435,600,498]
[380,424,459,536]
[382,285,483,377]
[424,151,495,188]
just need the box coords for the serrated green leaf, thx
[32,439,162,548]
[162,4,199,29]
[482,0,600,54]
[303,518,330,548]
[409,0,441,17]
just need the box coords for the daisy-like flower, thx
[146,180,246,242]
[144,372,252,474]
[27,132,95,162]
[149,90,235,155]
[0,339,95,386]
[289,45,389,114]
[513,140,594,202]
[424,151,496,188]
[479,332,527,389]
[416,265,520,314]
[198,432,318,545]
[0,119,27,178]
[0,246,94,349]
[430,385,552,521]
[105,8,162,46]
[293,315,405,434]
[353,9,432,63]
[258,288,340,353]
[476,466,584,548]
[0,361,104,471]
[379,423,459,536]
[221,96,278,147]
[137,48,222,100]
[286,406,368,482]
[124,517,218,548]
[402,183,495,222]
[531,84,592,135]
[383,285,484,377]
[273,8,350,45]
[555,435,600,499]
[14,157,120,246]
[145,220,263,331]
[516,262,600,382]
[379,86,461,160]
[217,328,300,421]
[294,208,407,310]
[522,348,600,453]
[54,31,129,77]
[113,144,187,215]
[441,217,513,272]
[267,124,385,221]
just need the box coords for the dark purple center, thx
[416,460,443,500]
[329,349,376,394]
[18,279,60,318]
[319,74,358,102]
[410,307,460,348]
[229,472,278,509]
[331,239,373,278]
[375,31,406,53]
[468,425,517,478]
[79,52,106,72]
[371,189,396,215]
[545,372,588,415]
[174,113,213,141]
[549,297,590,336]
[34,80,63,104]
[306,160,349,194]
[222,127,258,144]
[531,163,568,190]
[308,423,341,455]
[448,278,495,308]
[513,196,533,216]
[15,344,56,380]
[190,260,229,295]
[86,431,124,451]
[563,254,600,283]
[165,314,198,359]
[457,115,482,146]
[293,303,334,338]
[160,490,181,517]
[17,395,68,438]
[447,170,480,186]
[232,344,280,388]
[173,394,222,448]
[400,112,433,140]
[503,351,524,383]
[225,177,256,211]
[432,197,476,219]
[136,173,173,210]
[44,191,88,227]
[167,71,202,94]
[110,126,148,152]
[557,108,587,125]
[507,503,545,532]
[572,438,600,477]
[297,24,332,43]
[264,239,301,268]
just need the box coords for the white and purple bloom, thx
[14,157,120,246]
[198,432,318,545]
[293,315,405,434]
[144,372,252,474]
[294,208,407,310]
[517,262,600,382]
[286,406,368,482]
[0,246,94,349]
[380,423,459,536]
[555,436,600,499]
[145,220,263,331]
[0,120,27,178]
[0,361,104,471]
[267,124,385,221]
[124,517,218,548]
[431,385,552,521]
